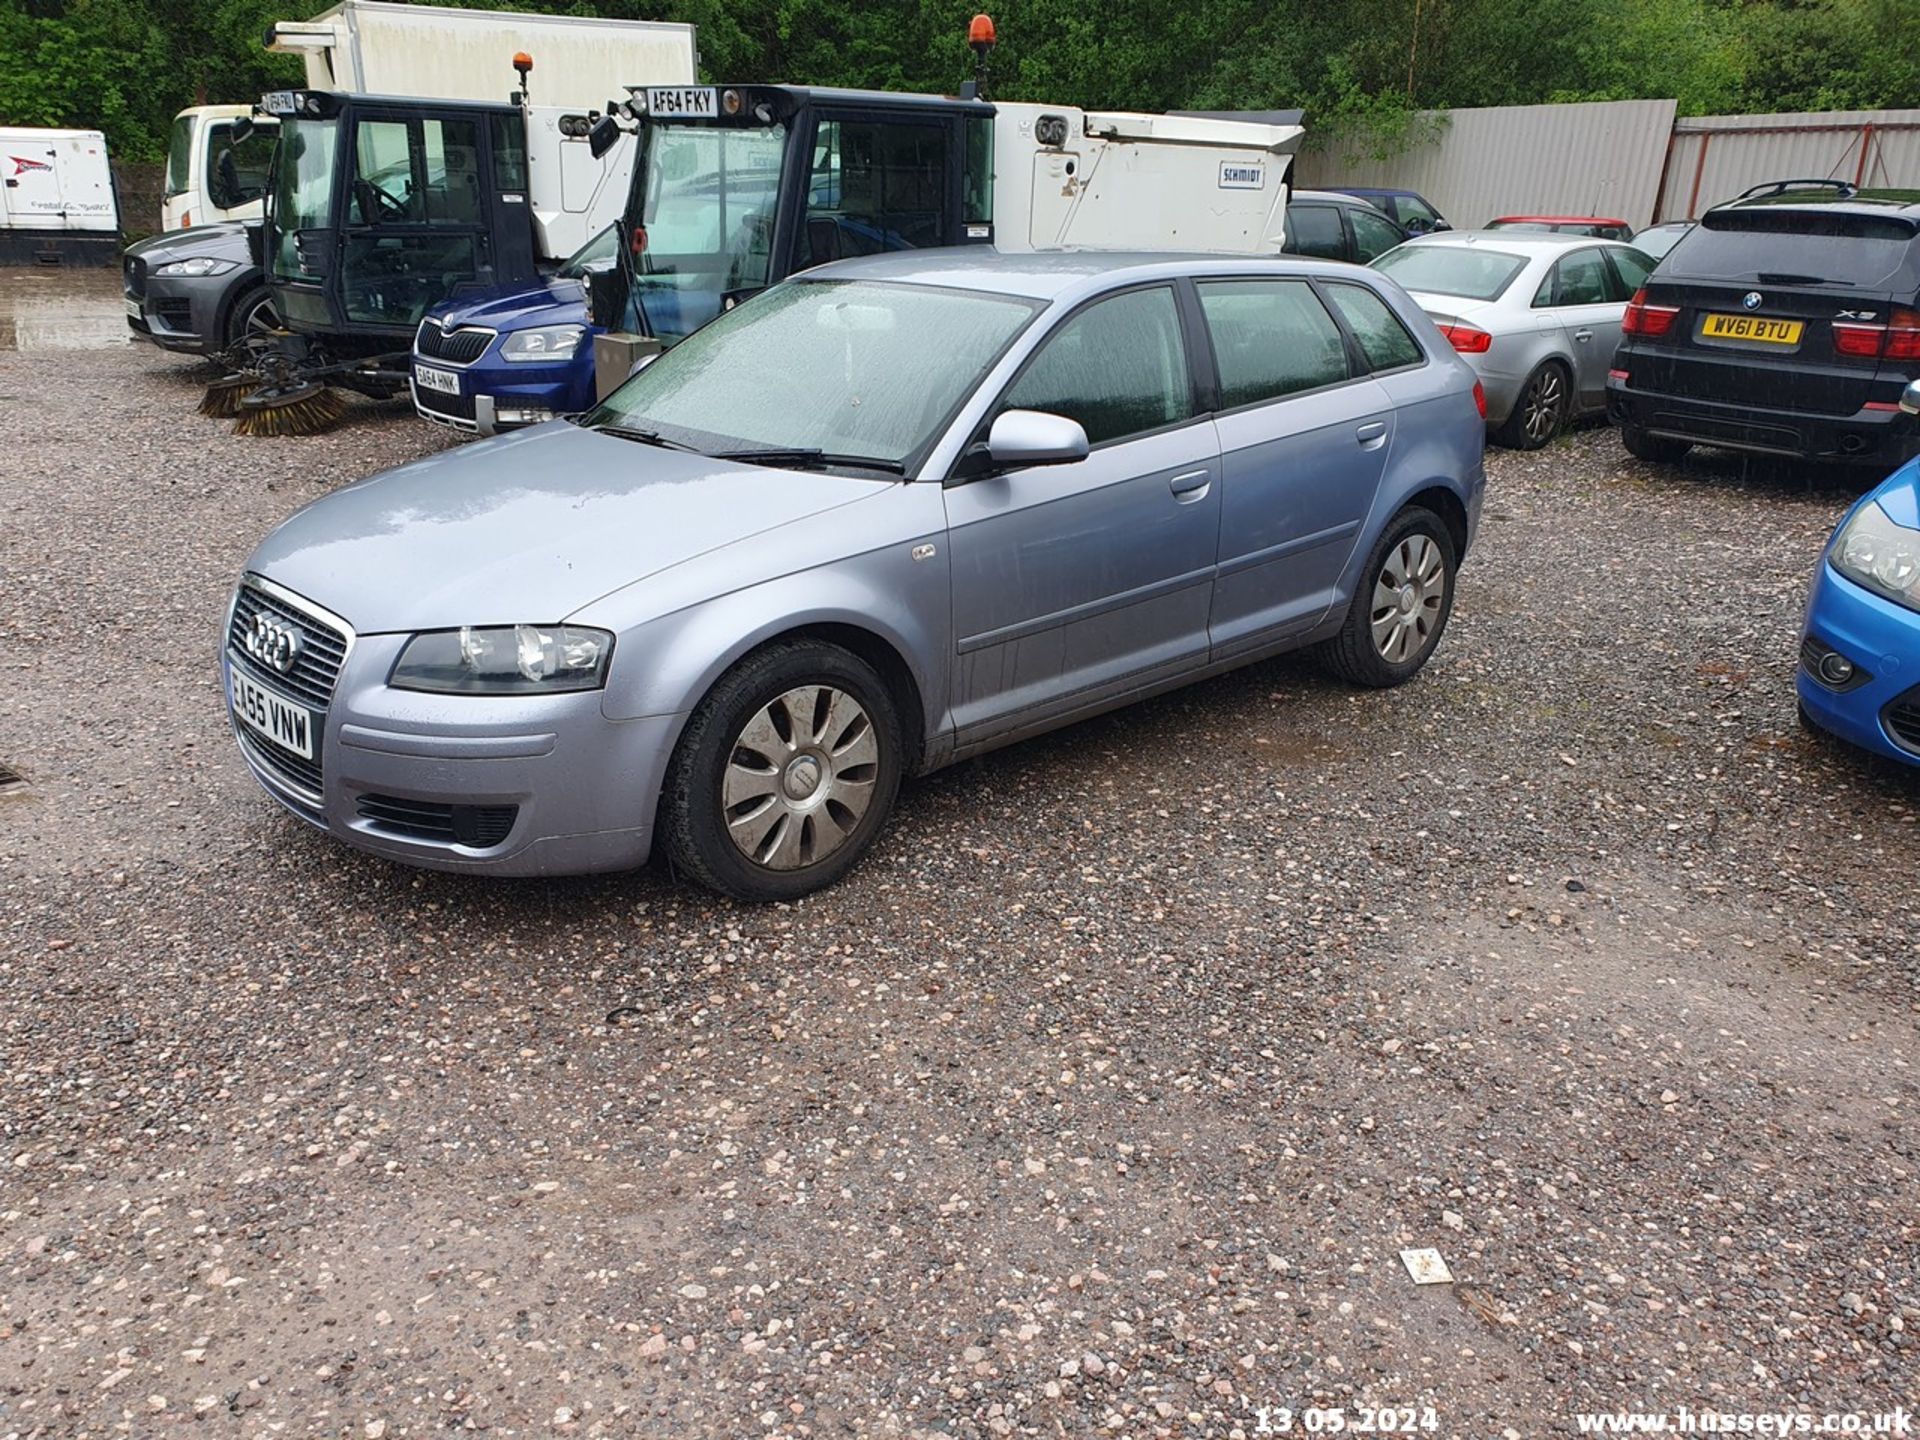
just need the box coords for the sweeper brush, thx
[230,381,349,438]
[198,373,258,419]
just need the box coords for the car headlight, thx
[390,624,613,694]
[154,256,239,278]
[1832,502,1920,613]
[501,325,587,362]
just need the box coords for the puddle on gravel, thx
[1,265,131,351]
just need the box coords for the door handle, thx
[1574,329,1593,341]
[1356,420,1388,449]
[1169,468,1211,501]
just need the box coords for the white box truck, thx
[1,127,119,265]
[161,0,698,232]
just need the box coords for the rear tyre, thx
[1621,424,1691,464]
[1319,506,1458,689]
[660,640,903,902]
[1491,361,1571,450]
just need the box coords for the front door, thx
[943,284,1221,743]
[790,109,957,272]
[338,111,494,331]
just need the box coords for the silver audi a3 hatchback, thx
[224,250,1487,900]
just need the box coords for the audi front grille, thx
[226,577,353,807]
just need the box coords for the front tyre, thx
[1320,506,1458,688]
[660,640,903,902]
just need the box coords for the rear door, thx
[1537,246,1625,409]
[1631,209,1912,416]
[1283,203,1348,261]
[1199,276,1395,655]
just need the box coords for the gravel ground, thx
[2,336,1917,1439]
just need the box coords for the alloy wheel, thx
[723,685,880,870]
[1522,368,1566,444]
[1370,534,1447,663]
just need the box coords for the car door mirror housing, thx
[1901,379,1920,417]
[987,409,1089,468]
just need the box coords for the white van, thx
[0,127,118,264]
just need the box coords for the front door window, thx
[794,118,949,270]
[341,115,485,327]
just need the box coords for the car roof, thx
[1292,189,1378,207]
[1490,215,1630,226]
[795,247,1395,302]
[1395,230,1640,256]
[1718,187,1920,219]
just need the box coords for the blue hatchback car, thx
[1799,406,1920,766]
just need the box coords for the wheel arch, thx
[215,269,272,346]
[1403,484,1470,560]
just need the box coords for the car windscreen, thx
[1667,210,1916,288]
[1372,245,1529,301]
[585,279,1042,469]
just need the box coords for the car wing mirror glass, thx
[987,409,1089,468]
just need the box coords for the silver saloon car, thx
[1371,231,1658,450]
[224,251,1487,901]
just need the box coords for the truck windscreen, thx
[629,122,789,342]
[271,117,339,281]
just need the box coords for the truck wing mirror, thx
[987,409,1089,468]
[229,118,255,146]
[588,116,620,160]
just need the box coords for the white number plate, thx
[414,363,460,396]
[231,667,316,760]
[646,86,717,118]
[124,298,143,319]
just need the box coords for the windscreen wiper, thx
[711,447,906,476]
[594,423,698,452]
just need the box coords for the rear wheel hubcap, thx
[1370,534,1446,663]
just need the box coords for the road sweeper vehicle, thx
[194,6,696,434]
[413,56,1307,432]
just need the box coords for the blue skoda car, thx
[1799,417,1920,767]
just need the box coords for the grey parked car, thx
[123,221,277,358]
[224,251,1486,900]
[1372,231,1657,449]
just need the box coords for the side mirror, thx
[230,118,255,146]
[987,409,1090,468]
[588,115,620,160]
[1901,378,1920,417]
[1430,219,1452,232]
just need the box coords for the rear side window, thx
[1372,245,1527,301]
[1607,246,1655,294]
[1198,279,1350,406]
[1004,287,1192,446]
[1541,248,1613,306]
[1668,210,1915,288]
[1349,207,1404,263]
[1285,205,1346,260]
[1325,283,1424,371]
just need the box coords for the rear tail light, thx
[1833,307,1920,360]
[1439,322,1492,354]
[1621,288,1678,337]
[1472,379,1486,418]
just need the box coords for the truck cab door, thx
[787,107,959,274]
[336,109,499,332]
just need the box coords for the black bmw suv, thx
[1608,181,1920,467]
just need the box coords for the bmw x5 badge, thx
[1742,291,1763,310]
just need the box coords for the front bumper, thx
[135,272,233,355]
[411,353,594,437]
[1797,560,1920,767]
[1607,375,1920,467]
[222,591,682,876]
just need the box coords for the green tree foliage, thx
[2,0,1915,162]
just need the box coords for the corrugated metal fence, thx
[1294,101,1920,231]
[1656,110,1920,220]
